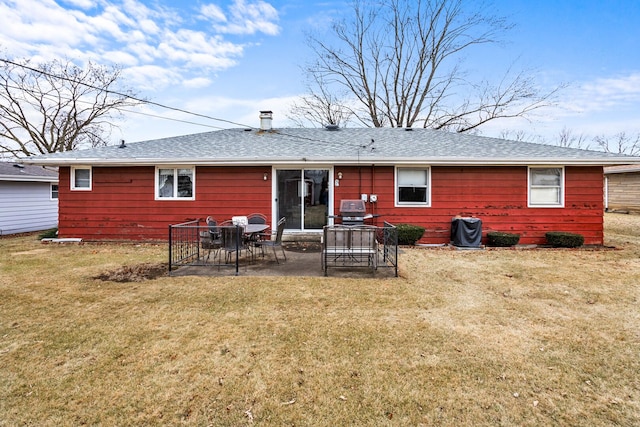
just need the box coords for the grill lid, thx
[339,199,366,215]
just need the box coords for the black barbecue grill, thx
[338,199,374,225]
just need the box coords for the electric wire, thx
[0,58,254,129]
[1,58,375,150]
[2,82,226,131]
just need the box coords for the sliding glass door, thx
[276,169,330,231]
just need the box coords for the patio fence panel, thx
[322,222,398,276]
[169,220,241,275]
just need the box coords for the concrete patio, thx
[170,241,399,278]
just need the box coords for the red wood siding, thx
[333,166,604,245]
[57,166,272,241]
[58,165,604,245]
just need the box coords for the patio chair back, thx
[255,217,287,264]
[273,216,286,243]
[247,213,268,224]
[206,216,221,241]
[221,225,246,262]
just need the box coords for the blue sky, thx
[0,0,639,146]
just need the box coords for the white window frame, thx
[71,166,92,191]
[395,166,431,207]
[50,183,59,200]
[528,166,564,208]
[155,166,196,200]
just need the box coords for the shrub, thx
[487,231,520,247]
[396,223,426,245]
[38,228,58,239]
[545,231,584,248]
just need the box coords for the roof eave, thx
[22,156,640,167]
[604,167,640,174]
[0,174,58,182]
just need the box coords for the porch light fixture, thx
[263,172,268,181]
[338,172,343,180]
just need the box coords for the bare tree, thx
[0,58,138,157]
[594,132,640,156]
[299,0,561,131]
[498,129,537,143]
[557,127,590,149]
[286,74,354,127]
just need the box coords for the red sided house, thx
[24,112,640,245]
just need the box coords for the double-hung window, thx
[156,167,195,200]
[50,184,59,200]
[396,167,430,206]
[71,166,92,190]
[528,167,564,207]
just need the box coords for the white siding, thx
[0,181,58,235]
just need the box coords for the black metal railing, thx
[169,221,398,277]
[322,222,398,276]
[381,221,398,276]
[168,220,243,275]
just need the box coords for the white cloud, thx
[561,73,640,115]
[157,30,242,69]
[121,65,179,91]
[61,0,95,9]
[201,4,227,22]
[182,77,213,89]
[0,0,92,48]
[182,93,300,127]
[126,42,158,64]
[203,0,280,36]
[477,72,640,141]
[103,50,138,66]
[0,0,279,90]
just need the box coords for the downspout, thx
[604,176,609,211]
[371,164,376,221]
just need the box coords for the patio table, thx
[244,224,269,235]
[244,224,269,260]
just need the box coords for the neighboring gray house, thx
[0,162,59,235]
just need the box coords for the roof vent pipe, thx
[259,110,273,131]
[325,124,339,131]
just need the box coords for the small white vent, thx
[259,110,273,131]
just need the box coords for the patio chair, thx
[247,213,268,224]
[221,224,249,263]
[200,216,222,263]
[246,213,269,251]
[254,217,287,264]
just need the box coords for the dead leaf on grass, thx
[93,263,168,282]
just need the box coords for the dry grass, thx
[1,213,639,426]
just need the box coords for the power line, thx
[2,81,226,131]
[1,57,372,149]
[0,58,254,129]
[120,108,226,130]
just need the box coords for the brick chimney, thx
[259,110,273,131]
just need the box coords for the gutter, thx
[604,166,640,174]
[0,174,58,182]
[21,156,640,168]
